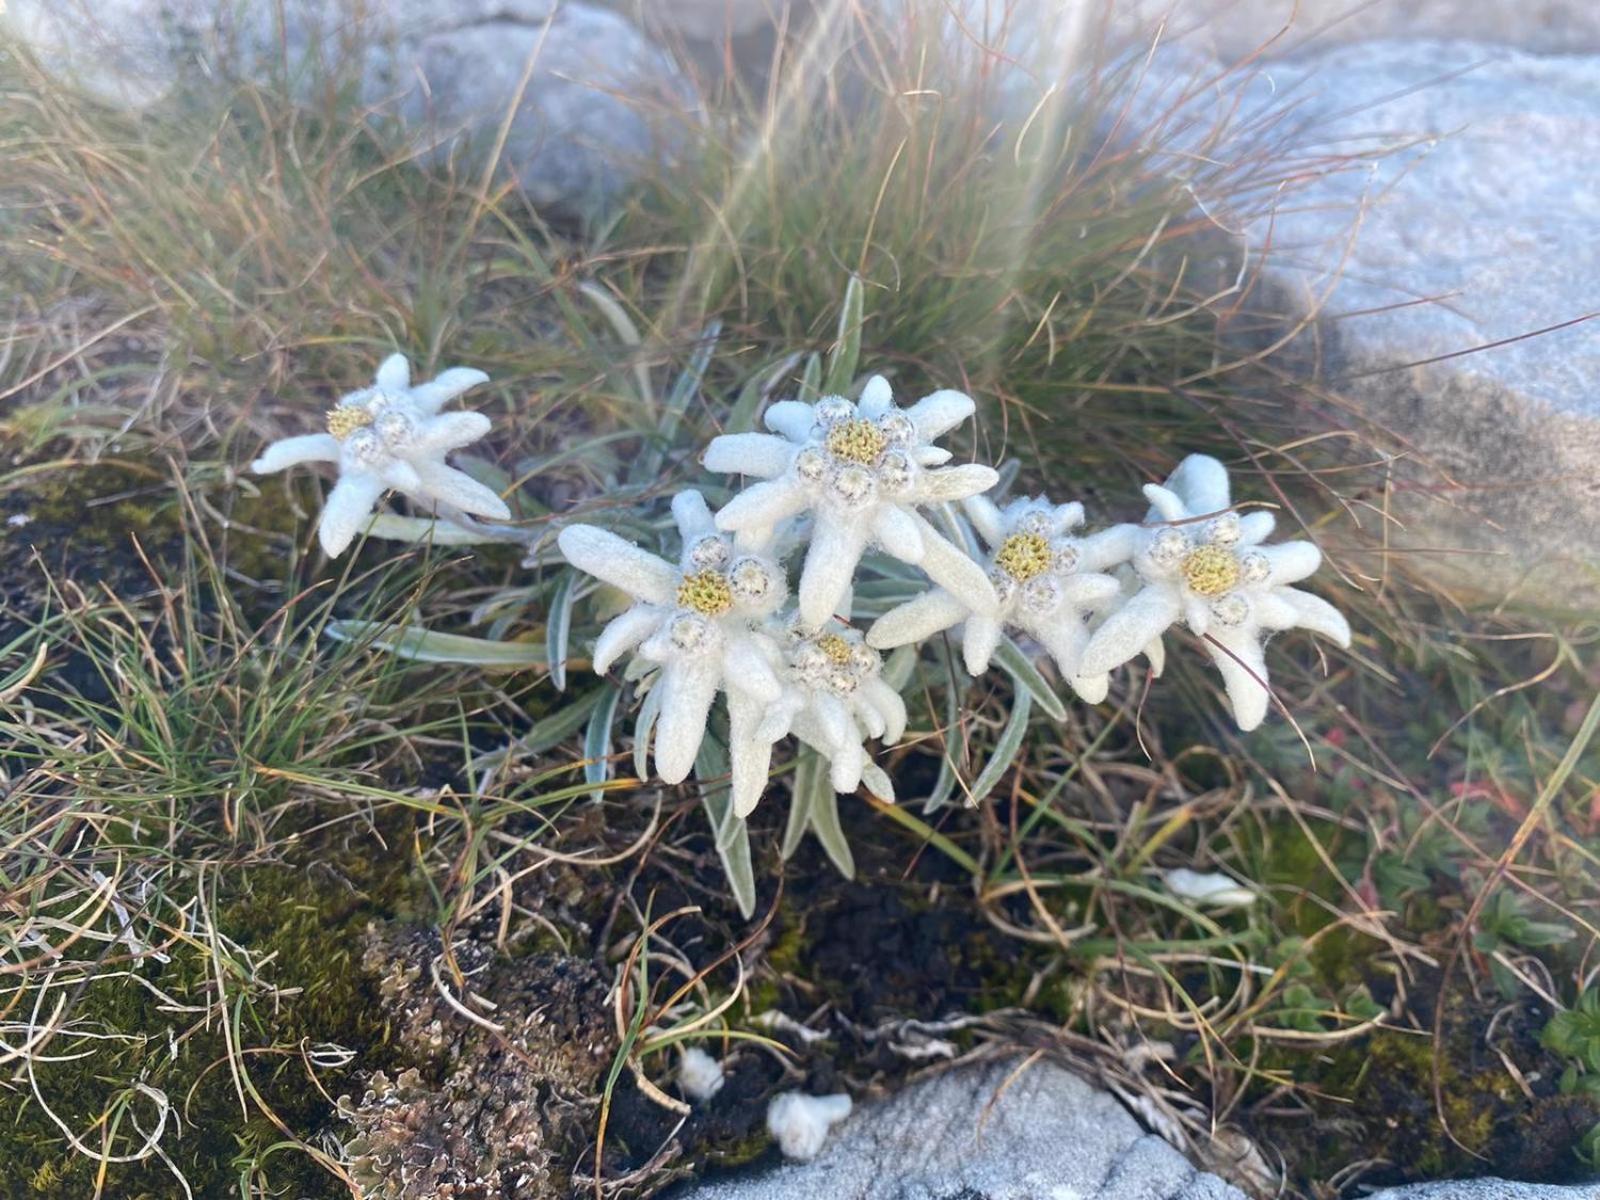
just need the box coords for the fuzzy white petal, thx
[724,635,783,705]
[757,692,804,744]
[912,515,999,617]
[317,472,385,557]
[671,489,716,541]
[654,662,719,784]
[1081,524,1140,572]
[252,432,341,474]
[1167,454,1230,515]
[413,411,492,455]
[727,687,774,818]
[1144,636,1167,677]
[593,606,662,675]
[863,678,907,744]
[961,615,1004,676]
[962,495,1005,548]
[1070,672,1110,704]
[380,459,424,494]
[1034,616,1090,680]
[763,400,816,442]
[1205,626,1272,732]
[1274,587,1352,647]
[871,505,925,563]
[374,353,412,392]
[1080,584,1182,675]
[827,738,866,793]
[1141,484,1187,523]
[920,463,999,503]
[1239,511,1276,545]
[410,367,490,414]
[1184,595,1212,638]
[1164,868,1257,909]
[558,525,679,605]
[798,517,868,627]
[410,460,511,520]
[905,388,974,441]
[1260,540,1322,587]
[715,477,810,533]
[859,375,893,417]
[811,692,856,751]
[1060,573,1121,609]
[867,589,968,649]
[703,432,793,478]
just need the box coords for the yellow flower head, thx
[1181,545,1241,597]
[677,569,734,616]
[994,532,1052,583]
[825,419,888,466]
[326,406,375,439]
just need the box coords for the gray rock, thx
[676,1057,1246,1200]
[1103,0,1600,59]
[1252,43,1600,608]
[2,0,693,212]
[1144,40,1600,610]
[624,0,784,40]
[1367,1184,1600,1199]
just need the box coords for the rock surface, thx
[1367,1185,1600,1199]
[1214,41,1600,609]
[2,0,692,212]
[625,0,784,40]
[1107,0,1600,59]
[676,1056,1246,1200]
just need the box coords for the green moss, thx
[1,817,427,1198]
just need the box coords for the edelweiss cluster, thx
[554,374,1351,817]
[250,357,1352,817]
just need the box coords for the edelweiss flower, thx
[1079,455,1351,731]
[757,621,907,799]
[558,490,788,813]
[251,353,508,557]
[703,375,999,627]
[868,495,1133,702]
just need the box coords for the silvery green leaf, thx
[326,621,545,668]
[968,687,1032,806]
[796,351,822,403]
[522,686,605,757]
[363,514,502,545]
[584,683,621,802]
[546,570,575,692]
[993,636,1068,721]
[634,682,661,781]
[823,274,864,396]
[810,779,856,880]
[781,747,826,861]
[696,733,756,918]
[881,644,918,691]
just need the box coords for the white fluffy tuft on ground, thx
[766,1091,853,1161]
[679,1047,727,1102]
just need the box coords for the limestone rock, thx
[2,0,693,212]
[1217,41,1600,609]
[676,1056,1245,1200]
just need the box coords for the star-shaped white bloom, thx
[1079,454,1351,731]
[867,494,1134,702]
[251,353,508,557]
[558,490,789,813]
[703,375,1000,628]
[755,620,907,800]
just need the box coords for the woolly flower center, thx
[1181,545,1241,597]
[825,419,888,466]
[326,406,375,439]
[816,633,854,664]
[994,532,1052,583]
[677,570,734,616]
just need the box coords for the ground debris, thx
[337,924,615,1199]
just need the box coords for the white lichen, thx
[766,1090,853,1161]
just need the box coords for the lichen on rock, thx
[337,925,614,1200]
